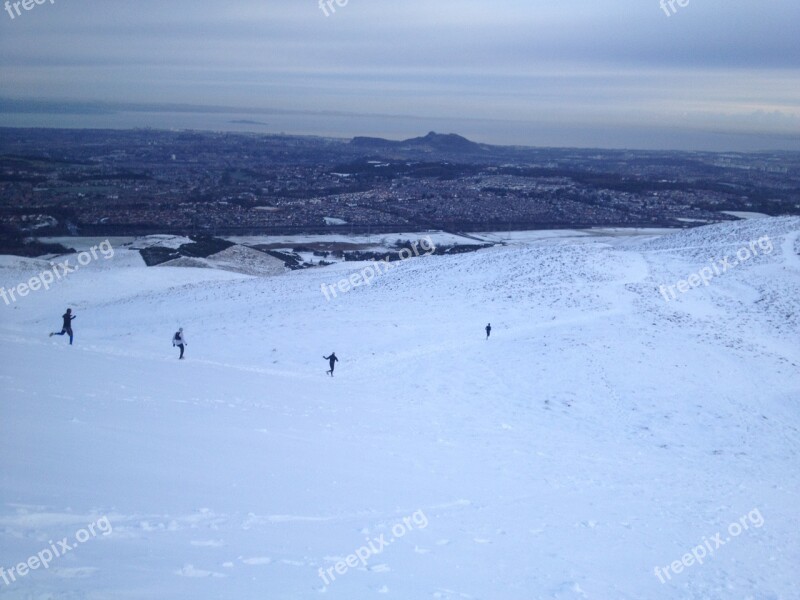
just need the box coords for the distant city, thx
[1,127,798,243]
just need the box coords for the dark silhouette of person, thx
[324,352,338,376]
[50,308,76,345]
[173,327,187,359]
[485,323,492,339]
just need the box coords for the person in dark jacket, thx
[50,308,76,345]
[173,327,187,359]
[324,352,338,376]
[485,323,492,339]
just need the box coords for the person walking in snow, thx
[485,323,492,339]
[173,327,187,359]
[324,352,338,377]
[50,308,76,345]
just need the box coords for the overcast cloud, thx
[0,0,798,149]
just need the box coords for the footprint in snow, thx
[175,564,226,578]
[241,556,272,565]
[190,539,225,547]
[52,567,97,578]
[433,589,474,599]
[551,581,587,598]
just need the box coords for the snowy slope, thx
[0,218,799,600]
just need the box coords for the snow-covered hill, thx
[1,218,798,599]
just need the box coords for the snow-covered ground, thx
[225,228,681,251]
[225,230,478,249]
[1,218,799,599]
[721,211,771,220]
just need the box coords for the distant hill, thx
[351,131,485,154]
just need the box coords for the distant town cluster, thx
[1,128,798,244]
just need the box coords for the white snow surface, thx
[1,218,799,599]
[721,211,772,220]
[224,228,679,252]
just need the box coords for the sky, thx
[0,0,799,150]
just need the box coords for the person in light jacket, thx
[173,327,187,359]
